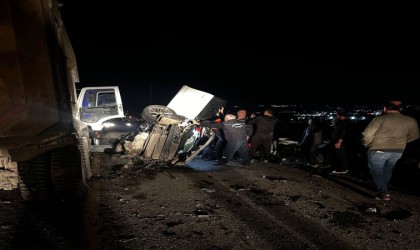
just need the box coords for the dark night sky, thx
[59,1,419,114]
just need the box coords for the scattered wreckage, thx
[105,85,227,168]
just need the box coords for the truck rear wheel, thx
[51,145,89,200]
[18,153,52,201]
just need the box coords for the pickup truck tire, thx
[141,105,185,125]
[18,153,52,201]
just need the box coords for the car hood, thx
[167,85,226,120]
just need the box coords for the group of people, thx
[300,110,361,174]
[299,100,419,201]
[201,100,419,201]
[205,107,284,166]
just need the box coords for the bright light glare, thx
[193,129,200,138]
[103,122,115,128]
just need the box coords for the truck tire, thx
[51,145,89,200]
[141,105,185,125]
[18,153,52,201]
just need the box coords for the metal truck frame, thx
[0,0,92,201]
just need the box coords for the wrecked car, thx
[111,85,227,167]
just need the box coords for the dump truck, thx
[0,0,92,201]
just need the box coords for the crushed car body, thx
[112,85,227,167]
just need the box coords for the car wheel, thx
[141,105,185,125]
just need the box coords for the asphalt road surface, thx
[0,153,419,249]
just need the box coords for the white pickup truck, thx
[76,86,126,147]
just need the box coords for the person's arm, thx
[362,118,380,147]
[247,116,259,125]
[245,124,253,137]
[211,122,223,130]
[407,120,420,143]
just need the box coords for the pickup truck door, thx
[76,86,125,131]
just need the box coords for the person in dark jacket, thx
[248,109,279,163]
[329,110,360,174]
[211,114,253,166]
[300,118,323,165]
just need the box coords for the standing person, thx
[362,100,419,201]
[329,111,359,174]
[248,108,279,163]
[211,114,253,166]
[233,108,249,161]
[300,118,323,166]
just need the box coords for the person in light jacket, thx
[362,100,419,201]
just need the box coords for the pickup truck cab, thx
[76,86,125,145]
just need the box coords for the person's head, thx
[332,110,347,126]
[237,109,247,120]
[309,117,321,127]
[384,100,402,113]
[224,114,236,121]
[264,109,274,116]
[336,110,348,120]
[308,118,313,126]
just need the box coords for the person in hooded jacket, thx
[248,108,279,163]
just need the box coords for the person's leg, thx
[249,135,262,159]
[200,146,210,159]
[367,151,388,194]
[382,152,403,193]
[237,141,251,165]
[215,138,226,161]
[335,147,348,171]
[262,135,272,162]
[205,138,217,160]
[224,140,242,163]
[309,144,319,165]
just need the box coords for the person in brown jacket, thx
[362,100,420,201]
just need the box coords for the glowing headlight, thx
[103,122,115,128]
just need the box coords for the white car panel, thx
[167,85,214,120]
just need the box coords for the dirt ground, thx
[1,153,420,250]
